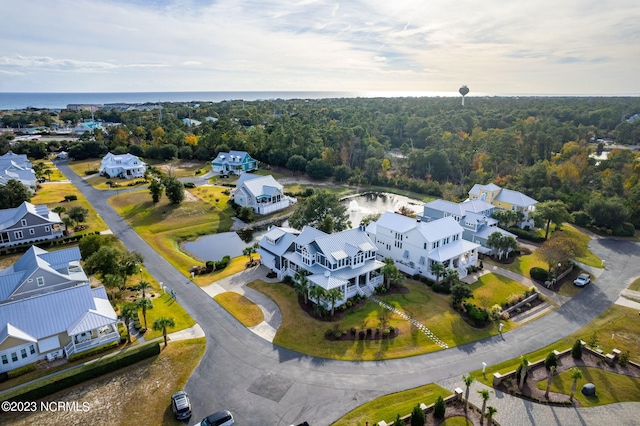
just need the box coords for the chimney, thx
[324,270,330,278]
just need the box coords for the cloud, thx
[0,55,165,73]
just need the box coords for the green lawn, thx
[331,383,452,426]
[67,158,101,176]
[138,292,196,340]
[214,292,264,327]
[109,187,234,279]
[628,278,640,292]
[536,367,640,406]
[473,305,640,385]
[248,278,516,360]
[469,273,530,309]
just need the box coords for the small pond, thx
[182,192,425,261]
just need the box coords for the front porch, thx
[64,323,120,357]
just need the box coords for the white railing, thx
[64,331,120,357]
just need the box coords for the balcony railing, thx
[64,330,120,357]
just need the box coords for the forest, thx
[1,96,640,230]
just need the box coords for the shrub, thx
[465,303,489,326]
[489,304,503,320]
[358,330,365,339]
[183,182,196,188]
[64,194,78,201]
[350,327,356,335]
[572,211,592,226]
[619,350,630,366]
[334,330,342,339]
[325,328,333,337]
[432,396,446,419]
[68,341,120,362]
[283,275,293,284]
[215,255,231,271]
[613,222,635,237]
[7,363,36,379]
[411,403,427,425]
[530,267,549,282]
[572,339,583,359]
[587,331,599,348]
[508,227,546,243]
[205,260,215,272]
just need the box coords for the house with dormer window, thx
[468,183,537,226]
[212,150,258,176]
[0,246,119,373]
[0,151,37,189]
[0,201,64,249]
[232,174,297,215]
[366,212,479,279]
[422,199,517,255]
[100,152,146,179]
[258,225,385,305]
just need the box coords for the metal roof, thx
[236,175,283,199]
[494,188,538,207]
[0,323,37,345]
[375,211,417,234]
[415,216,464,242]
[429,240,480,262]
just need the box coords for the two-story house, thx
[422,199,517,256]
[0,202,64,249]
[0,246,119,373]
[100,152,147,179]
[366,212,480,279]
[232,174,297,215]
[468,183,537,227]
[0,151,37,189]
[212,150,258,176]
[258,225,385,306]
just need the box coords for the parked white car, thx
[574,273,591,287]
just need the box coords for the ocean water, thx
[0,91,458,111]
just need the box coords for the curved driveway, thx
[57,162,640,425]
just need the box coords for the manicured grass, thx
[366,185,438,203]
[331,383,452,426]
[473,305,640,385]
[205,255,260,284]
[628,278,640,292]
[67,158,101,176]
[442,417,473,426]
[494,252,547,278]
[562,225,602,268]
[536,367,640,406]
[85,174,148,191]
[30,182,109,234]
[255,168,288,179]
[248,279,515,360]
[469,273,530,309]
[137,293,196,340]
[149,159,208,178]
[285,183,349,196]
[557,280,584,297]
[214,292,264,327]
[109,188,234,278]
[37,160,66,181]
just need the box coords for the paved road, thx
[57,161,640,426]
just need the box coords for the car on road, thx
[200,410,234,426]
[573,273,591,287]
[171,390,192,420]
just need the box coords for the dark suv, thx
[171,391,192,420]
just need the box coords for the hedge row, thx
[4,342,160,403]
[507,227,546,243]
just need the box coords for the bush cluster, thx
[7,363,36,379]
[508,227,546,243]
[464,303,489,326]
[530,267,549,282]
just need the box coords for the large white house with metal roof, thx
[0,246,119,373]
[232,174,296,215]
[422,199,517,255]
[0,201,64,249]
[100,152,147,179]
[366,212,480,279]
[211,150,258,176]
[258,225,385,306]
[0,151,37,189]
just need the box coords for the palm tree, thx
[443,268,459,286]
[135,297,154,329]
[294,269,310,304]
[309,285,326,307]
[120,302,138,344]
[485,406,498,425]
[497,235,518,260]
[325,288,344,315]
[381,258,397,289]
[44,168,53,181]
[153,316,176,347]
[518,355,530,390]
[102,273,123,299]
[430,262,445,284]
[569,367,583,401]
[243,245,256,263]
[137,280,152,298]
[486,232,504,259]
[477,389,490,426]
[462,373,474,413]
[545,365,556,399]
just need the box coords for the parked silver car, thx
[573,273,591,287]
[171,391,192,420]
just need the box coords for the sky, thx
[1,0,639,95]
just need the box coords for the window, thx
[37,277,45,287]
[21,349,27,359]
[14,231,23,239]
[29,345,35,355]
[21,219,27,226]
[1,355,7,365]
[423,243,427,250]
[419,256,426,265]
[29,229,35,235]
[11,352,18,362]
[403,250,409,259]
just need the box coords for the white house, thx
[211,150,258,176]
[232,174,296,215]
[0,246,119,372]
[422,199,517,256]
[366,212,480,279]
[0,151,37,189]
[100,152,147,179]
[258,225,385,307]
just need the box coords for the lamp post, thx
[139,268,143,283]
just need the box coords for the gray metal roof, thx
[459,199,495,213]
[494,188,538,207]
[375,211,417,233]
[313,228,377,262]
[235,175,283,199]
[0,284,115,340]
[0,201,61,230]
[415,216,464,242]
[0,323,37,345]
[423,199,464,216]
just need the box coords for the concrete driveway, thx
[56,161,640,425]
